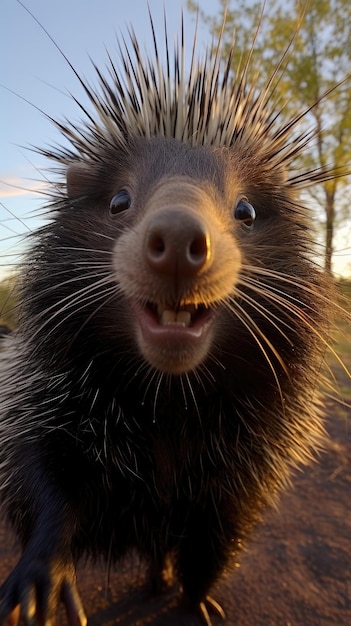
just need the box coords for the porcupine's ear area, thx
[66,163,93,199]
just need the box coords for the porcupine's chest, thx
[68,416,221,555]
[73,402,208,492]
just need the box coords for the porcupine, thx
[0,6,344,626]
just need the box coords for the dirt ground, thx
[0,396,350,626]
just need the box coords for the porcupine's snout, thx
[144,207,211,278]
[114,175,241,375]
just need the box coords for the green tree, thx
[188,0,351,274]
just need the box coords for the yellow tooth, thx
[176,310,191,326]
[160,309,192,326]
[160,310,177,325]
[158,303,197,317]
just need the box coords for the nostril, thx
[145,229,173,273]
[149,234,166,256]
[189,234,209,265]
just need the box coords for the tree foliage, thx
[188,0,351,274]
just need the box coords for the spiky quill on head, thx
[43,10,333,193]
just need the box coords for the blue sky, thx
[1,0,350,278]
[0,0,216,279]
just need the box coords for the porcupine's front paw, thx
[0,556,87,626]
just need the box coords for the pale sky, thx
[1,0,350,279]
[0,0,216,279]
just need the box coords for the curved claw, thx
[1,580,86,626]
[0,559,86,626]
[61,581,87,626]
[199,595,226,626]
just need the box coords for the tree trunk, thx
[324,190,335,275]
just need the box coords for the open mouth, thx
[129,299,216,373]
[147,302,209,329]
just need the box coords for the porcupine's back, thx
[0,8,332,586]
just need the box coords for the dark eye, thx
[109,190,131,215]
[234,197,256,227]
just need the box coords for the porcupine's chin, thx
[130,299,216,374]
